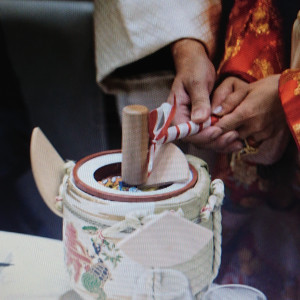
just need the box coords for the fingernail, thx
[213,106,222,115]
[192,110,206,121]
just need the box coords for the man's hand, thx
[167,38,222,146]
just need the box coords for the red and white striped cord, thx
[147,97,218,174]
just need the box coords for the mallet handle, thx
[121,105,149,186]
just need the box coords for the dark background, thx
[0,0,121,239]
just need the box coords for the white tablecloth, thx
[0,231,80,299]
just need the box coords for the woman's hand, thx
[214,75,286,143]
[212,76,249,114]
[206,76,250,152]
[212,74,290,163]
[242,128,290,165]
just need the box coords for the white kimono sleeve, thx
[94,0,221,84]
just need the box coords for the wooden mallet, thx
[121,105,149,186]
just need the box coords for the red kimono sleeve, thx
[279,69,300,149]
[213,0,298,207]
[218,0,285,82]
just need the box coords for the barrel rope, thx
[101,208,184,238]
[200,179,224,280]
[55,160,76,212]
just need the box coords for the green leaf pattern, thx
[80,225,123,296]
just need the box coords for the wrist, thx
[171,38,207,58]
[171,39,208,72]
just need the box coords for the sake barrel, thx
[52,150,223,300]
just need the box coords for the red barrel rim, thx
[73,150,198,203]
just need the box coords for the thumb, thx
[218,88,248,116]
[212,78,248,116]
[211,79,234,113]
[189,87,211,123]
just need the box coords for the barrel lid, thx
[73,149,198,202]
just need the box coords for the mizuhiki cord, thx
[147,96,218,174]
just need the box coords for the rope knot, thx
[125,209,153,228]
[102,208,184,238]
[56,160,76,212]
[200,179,224,222]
